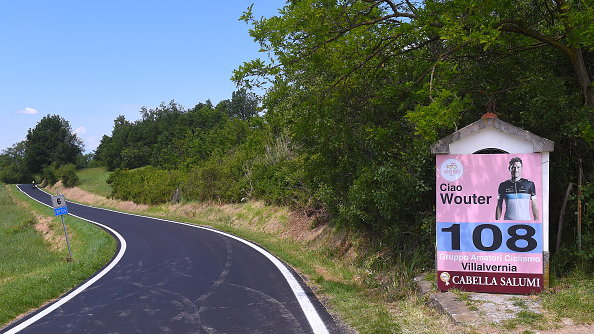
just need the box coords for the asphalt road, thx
[3,185,338,334]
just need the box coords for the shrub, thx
[0,167,29,184]
[249,154,309,207]
[58,164,79,188]
[42,166,59,186]
[108,166,185,204]
[182,151,248,203]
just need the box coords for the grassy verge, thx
[0,184,116,328]
[76,168,112,197]
[543,272,594,324]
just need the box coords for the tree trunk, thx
[568,47,594,108]
[556,183,573,252]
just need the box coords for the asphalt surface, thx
[3,185,338,334]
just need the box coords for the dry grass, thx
[45,182,149,211]
[31,213,66,252]
[11,190,66,252]
[164,200,351,252]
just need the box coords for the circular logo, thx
[440,159,464,181]
[440,272,451,286]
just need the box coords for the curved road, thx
[3,185,338,333]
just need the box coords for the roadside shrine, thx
[431,113,554,294]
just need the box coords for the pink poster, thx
[436,154,542,223]
[436,153,544,294]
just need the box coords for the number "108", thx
[441,224,537,252]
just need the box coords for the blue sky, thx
[0,1,280,153]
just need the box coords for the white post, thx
[542,152,550,289]
[60,209,73,261]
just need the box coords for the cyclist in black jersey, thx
[495,157,539,220]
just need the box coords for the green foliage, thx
[58,164,80,188]
[565,1,594,49]
[339,162,431,240]
[406,89,472,142]
[249,146,310,207]
[94,98,261,171]
[226,88,260,120]
[76,153,94,169]
[24,114,83,175]
[183,151,248,203]
[0,141,29,184]
[42,165,59,187]
[107,167,186,205]
[1,115,85,184]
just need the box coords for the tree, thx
[24,115,83,175]
[0,141,29,183]
[94,115,132,170]
[236,0,593,107]
[227,88,260,120]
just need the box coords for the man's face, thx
[509,161,522,180]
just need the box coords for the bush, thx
[181,135,312,206]
[58,164,79,188]
[42,166,59,186]
[108,167,185,204]
[182,151,248,203]
[249,154,309,207]
[0,166,30,184]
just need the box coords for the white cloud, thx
[75,126,87,135]
[84,135,100,152]
[16,107,38,115]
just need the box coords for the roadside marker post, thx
[51,194,73,261]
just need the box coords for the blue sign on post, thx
[50,194,72,260]
[54,206,68,216]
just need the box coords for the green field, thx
[76,168,112,197]
[0,184,116,328]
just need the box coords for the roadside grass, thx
[501,310,547,331]
[76,168,112,197]
[0,184,116,328]
[543,272,594,324]
[497,270,594,331]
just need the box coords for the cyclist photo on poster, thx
[495,157,539,220]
